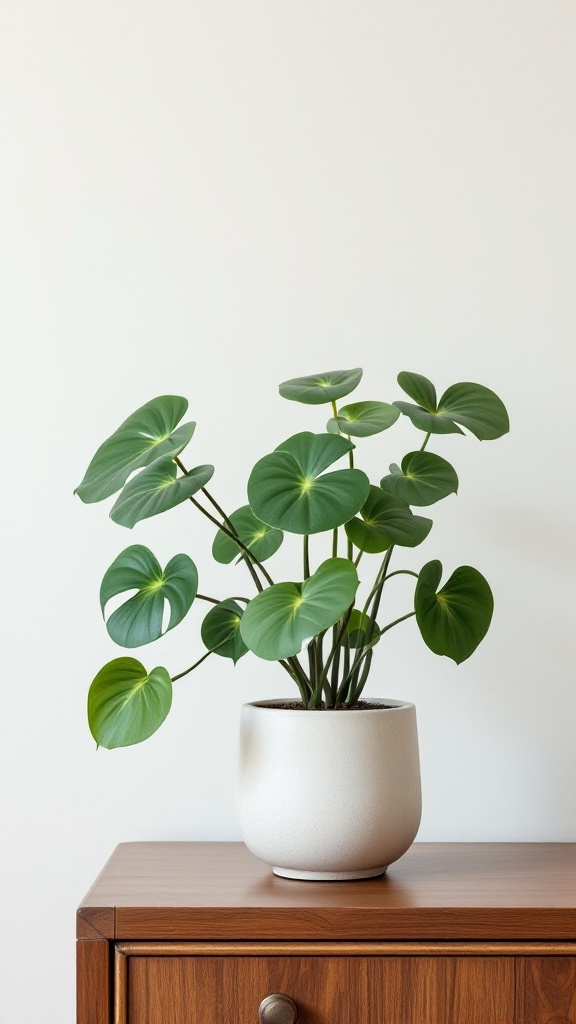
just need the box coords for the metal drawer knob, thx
[258,993,298,1024]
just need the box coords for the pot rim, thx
[243,696,415,713]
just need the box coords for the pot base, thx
[273,864,388,881]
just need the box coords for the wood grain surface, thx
[516,957,576,1023]
[77,841,576,940]
[126,954,515,1024]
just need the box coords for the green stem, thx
[171,648,214,681]
[202,486,275,587]
[279,659,309,703]
[317,606,354,695]
[196,594,221,605]
[383,569,419,582]
[189,493,265,593]
[332,528,338,557]
[303,535,310,579]
[349,649,373,704]
[337,611,416,697]
[420,431,431,452]
[287,656,311,699]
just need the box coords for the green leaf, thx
[110,458,214,528]
[240,558,359,660]
[201,600,248,664]
[341,608,381,649]
[329,401,400,437]
[394,374,509,440]
[88,657,172,748]
[212,505,283,565]
[393,401,465,435]
[414,560,494,664]
[438,382,510,440]
[279,368,363,405]
[380,451,459,506]
[75,396,195,503]
[100,545,198,648]
[345,486,432,553]
[248,432,370,535]
[397,371,438,411]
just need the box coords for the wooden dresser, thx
[76,842,576,1023]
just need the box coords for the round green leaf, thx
[240,558,359,660]
[345,486,432,553]
[341,609,381,649]
[380,451,459,506]
[414,560,494,664]
[279,368,363,405]
[75,396,195,503]
[438,382,510,440]
[330,401,400,438]
[212,506,283,565]
[248,433,370,535]
[397,371,438,411]
[393,401,465,435]
[201,600,248,664]
[110,458,214,528]
[88,657,172,748]
[100,545,198,648]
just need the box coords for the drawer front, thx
[126,954,513,1024]
[517,957,576,1023]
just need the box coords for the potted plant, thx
[75,366,509,879]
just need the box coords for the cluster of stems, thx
[172,435,418,706]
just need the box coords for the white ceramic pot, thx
[238,698,421,880]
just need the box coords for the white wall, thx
[1,2,575,1020]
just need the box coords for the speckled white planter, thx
[238,698,422,880]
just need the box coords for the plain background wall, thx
[1,2,575,1020]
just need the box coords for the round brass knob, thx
[258,992,298,1024]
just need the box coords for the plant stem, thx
[336,610,416,698]
[201,486,275,587]
[420,431,431,452]
[317,606,353,695]
[303,535,310,579]
[349,649,373,704]
[171,649,214,681]
[189,493,266,593]
[196,593,222,605]
[332,528,338,557]
[383,569,419,582]
[279,659,309,703]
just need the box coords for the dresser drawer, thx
[118,944,514,1024]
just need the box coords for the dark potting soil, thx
[258,700,396,711]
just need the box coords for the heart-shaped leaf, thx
[393,401,465,435]
[75,396,195,503]
[345,486,432,553]
[240,558,359,660]
[341,608,381,649]
[397,371,438,411]
[100,545,198,648]
[415,560,494,664]
[394,373,509,440]
[279,368,363,405]
[328,401,400,437]
[88,657,172,748]
[438,382,510,440]
[110,459,214,528]
[248,432,370,535]
[380,451,459,506]
[212,506,283,564]
[201,600,248,664]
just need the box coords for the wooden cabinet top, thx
[77,841,576,942]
